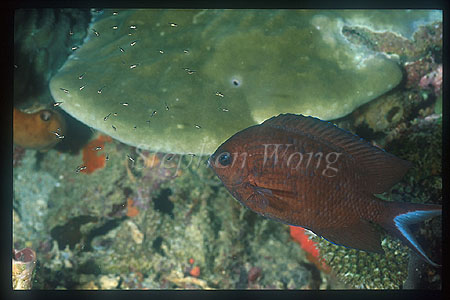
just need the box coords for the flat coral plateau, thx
[50,9,438,154]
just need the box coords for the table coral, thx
[48,9,428,154]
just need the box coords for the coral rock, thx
[48,9,422,154]
[12,248,37,290]
[99,274,120,289]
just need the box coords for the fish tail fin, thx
[376,199,441,267]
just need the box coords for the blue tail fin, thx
[378,201,441,267]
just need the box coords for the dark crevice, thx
[300,261,322,289]
[354,123,385,141]
[152,236,164,256]
[153,188,174,218]
[52,110,94,154]
[78,259,101,275]
[84,216,126,251]
[386,106,400,123]
[50,215,98,250]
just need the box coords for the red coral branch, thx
[290,226,330,273]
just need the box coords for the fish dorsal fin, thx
[262,114,412,194]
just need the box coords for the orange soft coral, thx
[80,135,112,174]
[126,198,140,217]
[189,266,200,277]
[290,226,330,273]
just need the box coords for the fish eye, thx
[218,152,232,166]
[40,111,52,121]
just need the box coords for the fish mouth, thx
[206,155,214,169]
[207,152,220,170]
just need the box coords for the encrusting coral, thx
[48,9,441,154]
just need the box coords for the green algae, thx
[49,9,413,154]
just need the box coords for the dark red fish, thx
[208,113,441,266]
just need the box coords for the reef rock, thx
[14,9,91,108]
[49,9,439,154]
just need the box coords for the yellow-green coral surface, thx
[49,9,432,154]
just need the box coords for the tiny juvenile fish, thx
[208,113,441,266]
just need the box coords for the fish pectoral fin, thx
[313,219,384,254]
[266,188,298,202]
[251,183,298,201]
[245,185,275,210]
[247,184,297,212]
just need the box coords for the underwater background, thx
[13,9,442,289]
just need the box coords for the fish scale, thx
[209,113,441,267]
